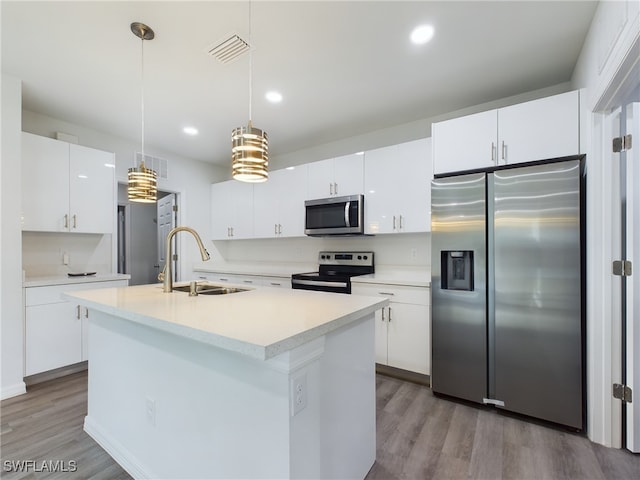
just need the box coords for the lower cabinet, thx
[24,279,128,376]
[352,282,431,375]
[194,272,291,288]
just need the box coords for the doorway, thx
[116,184,179,286]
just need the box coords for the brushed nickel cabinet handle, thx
[64,214,69,228]
[501,141,506,161]
[76,305,81,320]
[491,142,496,163]
[73,214,77,229]
[388,306,392,322]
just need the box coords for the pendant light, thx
[128,22,158,203]
[231,2,268,183]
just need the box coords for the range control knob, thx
[363,255,368,260]
[357,255,362,260]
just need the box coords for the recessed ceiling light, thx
[183,126,198,136]
[410,24,434,45]
[265,91,283,103]
[355,151,364,156]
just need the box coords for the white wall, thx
[22,110,227,279]
[1,74,26,399]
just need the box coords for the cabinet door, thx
[432,109,497,175]
[25,302,82,376]
[231,181,254,239]
[253,176,281,238]
[276,166,307,237]
[211,180,253,239]
[395,138,432,233]
[21,132,70,232]
[498,90,579,165]
[69,144,115,233]
[386,303,430,375]
[307,159,334,199]
[364,144,399,234]
[333,153,364,197]
[375,308,388,365]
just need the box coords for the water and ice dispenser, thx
[440,251,474,291]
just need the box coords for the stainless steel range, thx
[291,251,374,294]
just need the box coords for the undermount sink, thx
[171,282,250,295]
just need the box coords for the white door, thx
[157,193,176,281]
[624,102,639,453]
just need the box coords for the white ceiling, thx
[1,1,598,166]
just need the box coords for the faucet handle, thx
[158,270,165,282]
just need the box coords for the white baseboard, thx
[83,416,156,479]
[1,381,26,400]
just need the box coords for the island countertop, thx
[64,283,387,361]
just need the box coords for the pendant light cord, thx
[248,0,252,124]
[140,33,146,165]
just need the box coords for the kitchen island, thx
[64,283,387,480]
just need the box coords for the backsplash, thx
[219,232,431,268]
[22,232,112,277]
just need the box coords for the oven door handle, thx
[292,279,349,289]
[344,201,351,228]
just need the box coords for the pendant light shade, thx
[128,165,158,203]
[128,22,158,203]
[232,2,268,183]
[232,121,268,182]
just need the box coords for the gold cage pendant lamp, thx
[128,22,158,203]
[232,2,268,183]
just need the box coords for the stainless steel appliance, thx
[431,157,585,430]
[304,194,364,236]
[291,251,374,294]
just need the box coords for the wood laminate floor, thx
[1,371,638,479]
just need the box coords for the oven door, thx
[291,273,351,294]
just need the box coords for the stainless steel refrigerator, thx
[431,158,585,430]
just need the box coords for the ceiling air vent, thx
[206,34,250,64]
[136,152,168,180]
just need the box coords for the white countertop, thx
[351,266,431,288]
[24,273,131,288]
[64,283,387,361]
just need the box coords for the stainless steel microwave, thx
[304,194,364,236]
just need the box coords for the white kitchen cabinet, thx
[253,166,307,238]
[307,153,364,199]
[364,138,432,234]
[352,282,431,375]
[21,132,115,233]
[24,279,128,376]
[432,90,580,175]
[210,180,254,240]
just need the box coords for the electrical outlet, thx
[290,373,307,416]
[146,397,156,426]
[410,248,418,261]
[62,252,69,265]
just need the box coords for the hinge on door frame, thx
[172,205,178,212]
[613,383,633,403]
[612,134,632,153]
[613,260,632,276]
[172,254,178,261]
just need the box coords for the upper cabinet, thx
[253,166,307,238]
[210,180,254,240]
[307,153,364,199]
[364,138,432,234]
[432,90,580,175]
[21,132,115,234]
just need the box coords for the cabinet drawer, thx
[25,280,128,306]
[263,277,290,288]
[352,283,430,305]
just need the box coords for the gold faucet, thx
[158,226,210,293]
